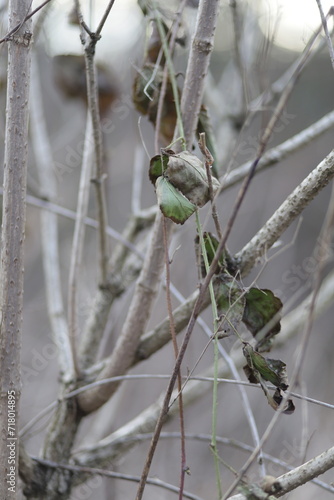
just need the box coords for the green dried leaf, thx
[166,150,220,207]
[214,274,245,334]
[273,388,295,415]
[243,344,295,414]
[155,176,196,224]
[242,288,282,352]
[243,344,288,390]
[149,151,171,185]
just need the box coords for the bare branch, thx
[235,148,334,275]
[68,115,95,377]
[226,445,334,500]
[77,0,221,417]
[315,1,334,70]
[220,109,334,191]
[0,0,51,43]
[179,0,220,148]
[72,269,334,472]
[222,171,334,500]
[75,0,111,283]
[78,212,153,369]
[30,54,74,381]
[78,211,170,413]
[0,2,32,496]
[31,457,204,500]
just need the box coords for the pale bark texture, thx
[0,1,32,499]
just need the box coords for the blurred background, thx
[1,0,334,498]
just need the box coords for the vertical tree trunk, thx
[0,1,32,498]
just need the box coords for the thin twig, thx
[220,109,334,191]
[101,431,334,494]
[67,114,95,377]
[315,2,334,71]
[78,211,171,412]
[229,0,248,110]
[169,284,266,478]
[154,5,186,147]
[0,0,51,44]
[19,371,334,442]
[135,3,221,496]
[162,217,187,499]
[198,132,222,238]
[75,0,112,283]
[85,51,109,283]
[154,0,188,153]
[30,457,204,500]
[227,445,334,500]
[248,10,333,113]
[77,0,220,417]
[30,54,73,380]
[235,148,334,275]
[135,12,330,494]
[19,190,154,256]
[222,163,334,500]
[95,0,116,37]
[195,211,223,495]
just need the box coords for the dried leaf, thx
[155,176,196,224]
[242,288,282,352]
[243,344,295,414]
[166,150,220,207]
[149,151,171,185]
[243,344,288,390]
[273,388,295,415]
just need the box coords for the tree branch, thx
[0,1,32,496]
[220,109,334,191]
[71,269,334,472]
[68,115,94,377]
[78,211,169,413]
[30,54,74,381]
[235,148,334,275]
[77,0,220,416]
[226,445,334,499]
